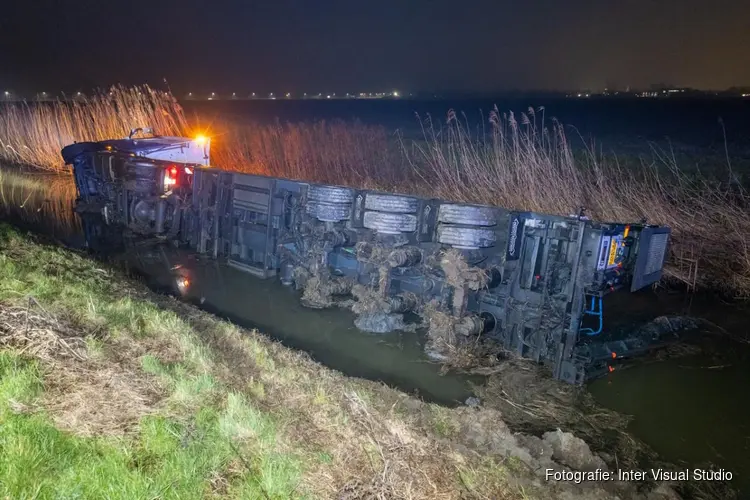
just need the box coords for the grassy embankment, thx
[1,85,748,296]
[0,223,534,499]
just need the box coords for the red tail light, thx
[164,166,178,189]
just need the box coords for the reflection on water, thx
[0,168,82,244]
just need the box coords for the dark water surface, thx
[118,245,478,405]
[587,291,750,494]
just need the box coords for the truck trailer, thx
[62,129,672,384]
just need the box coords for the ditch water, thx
[2,170,750,494]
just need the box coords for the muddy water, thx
[588,292,750,493]
[119,245,478,404]
[3,170,750,491]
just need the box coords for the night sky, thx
[1,0,749,95]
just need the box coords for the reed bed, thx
[0,87,748,296]
[0,85,187,170]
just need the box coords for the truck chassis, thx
[62,133,671,384]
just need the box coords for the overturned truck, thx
[62,131,671,384]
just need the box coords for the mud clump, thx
[300,275,353,309]
[350,284,418,333]
[422,301,502,371]
[542,429,608,471]
[438,248,488,291]
[354,312,409,333]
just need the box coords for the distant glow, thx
[326,95,331,99]
[393,90,399,97]
[211,92,215,96]
[3,91,8,96]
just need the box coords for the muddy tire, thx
[306,185,354,221]
[308,185,354,204]
[437,226,496,249]
[438,204,498,226]
[306,201,351,222]
[364,212,417,234]
[364,193,419,213]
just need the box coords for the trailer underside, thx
[62,134,671,384]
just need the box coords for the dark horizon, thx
[2,0,749,95]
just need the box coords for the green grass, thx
[0,225,303,499]
[0,357,296,499]
[0,224,542,499]
[0,351,302,499]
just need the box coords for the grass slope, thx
[0,224,531,499]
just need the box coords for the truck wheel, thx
[308,185,354,204]
[306,202,351,222]
[364,212,417,234]
[306,185,354,222]
[437,226,496,249]
[364,193,419,213]
[438,203,498,226]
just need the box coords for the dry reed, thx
[0,85,187,170]
[1,88,748,296]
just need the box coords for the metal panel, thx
[631,227,671,291]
